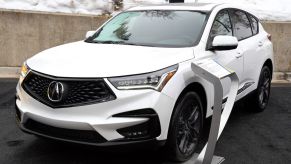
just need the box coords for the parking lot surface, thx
[0,79,290,164]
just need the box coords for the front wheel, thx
[249,66,272,112]
[165,92,204,162]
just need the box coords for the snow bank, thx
[0,0,291,21]
[203,0,291,21]
[0,0,166,15]
[0,0,113,15]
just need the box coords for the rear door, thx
[243,13,268,86]
[229,9,259,94]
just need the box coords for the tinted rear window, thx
[231,10,252,40]
[249,15,259,35]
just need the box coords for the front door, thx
[208,9,244,97]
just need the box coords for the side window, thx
[231,10,252,40]
[249,15,259,35]
[210,10,232,39]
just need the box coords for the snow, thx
[0,0,291,21]
[202,0,291,21]
[0,0,113,15]
[0,0,166,15]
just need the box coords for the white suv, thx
[16,3,273,161]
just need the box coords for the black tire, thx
[165,92,204,162]
[249,66,272,112]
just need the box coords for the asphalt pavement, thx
[0,79,290,164]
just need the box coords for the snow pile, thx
[123,0,166,9]
[203,0,291,21]
[0,0,166,15]
[0,0,113,15]
[0,0,291,21]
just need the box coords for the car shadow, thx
[15,99,254,164]
[18,136,166,164]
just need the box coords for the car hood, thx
[27,41,194,78]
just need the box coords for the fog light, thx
[114,109,161,140]
[117,121,151,139]
[122,130,149,138]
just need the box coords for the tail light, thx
[267,34,272,41]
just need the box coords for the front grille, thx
[24,119,107,144]
[22,71,116,108]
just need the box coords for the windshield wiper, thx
[87,40,140,46]
[97,40,125,44]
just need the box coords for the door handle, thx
[235,51,243,58]
[258,41,263,47]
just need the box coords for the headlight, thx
[108,65,178,91]
[20,62,30,77]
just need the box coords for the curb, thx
[272,72,291,83]
[0,67,20,78]
[0,67,290,83]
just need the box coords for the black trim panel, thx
[237,82,255,95]
[114,109,161,141]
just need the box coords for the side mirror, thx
[85,31,95,39]
[211,35,238,51]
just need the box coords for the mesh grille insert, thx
[22,71,116,108]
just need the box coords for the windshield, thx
[85,10,207,47]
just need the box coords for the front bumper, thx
[16,104,165,147]
[15,77,176,146]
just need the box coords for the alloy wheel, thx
[176,103,202,156]
[258,69,271,108]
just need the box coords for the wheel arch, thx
[173,82,207,120]
[263,59,273,78]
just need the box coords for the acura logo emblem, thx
[47,81,64,102]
